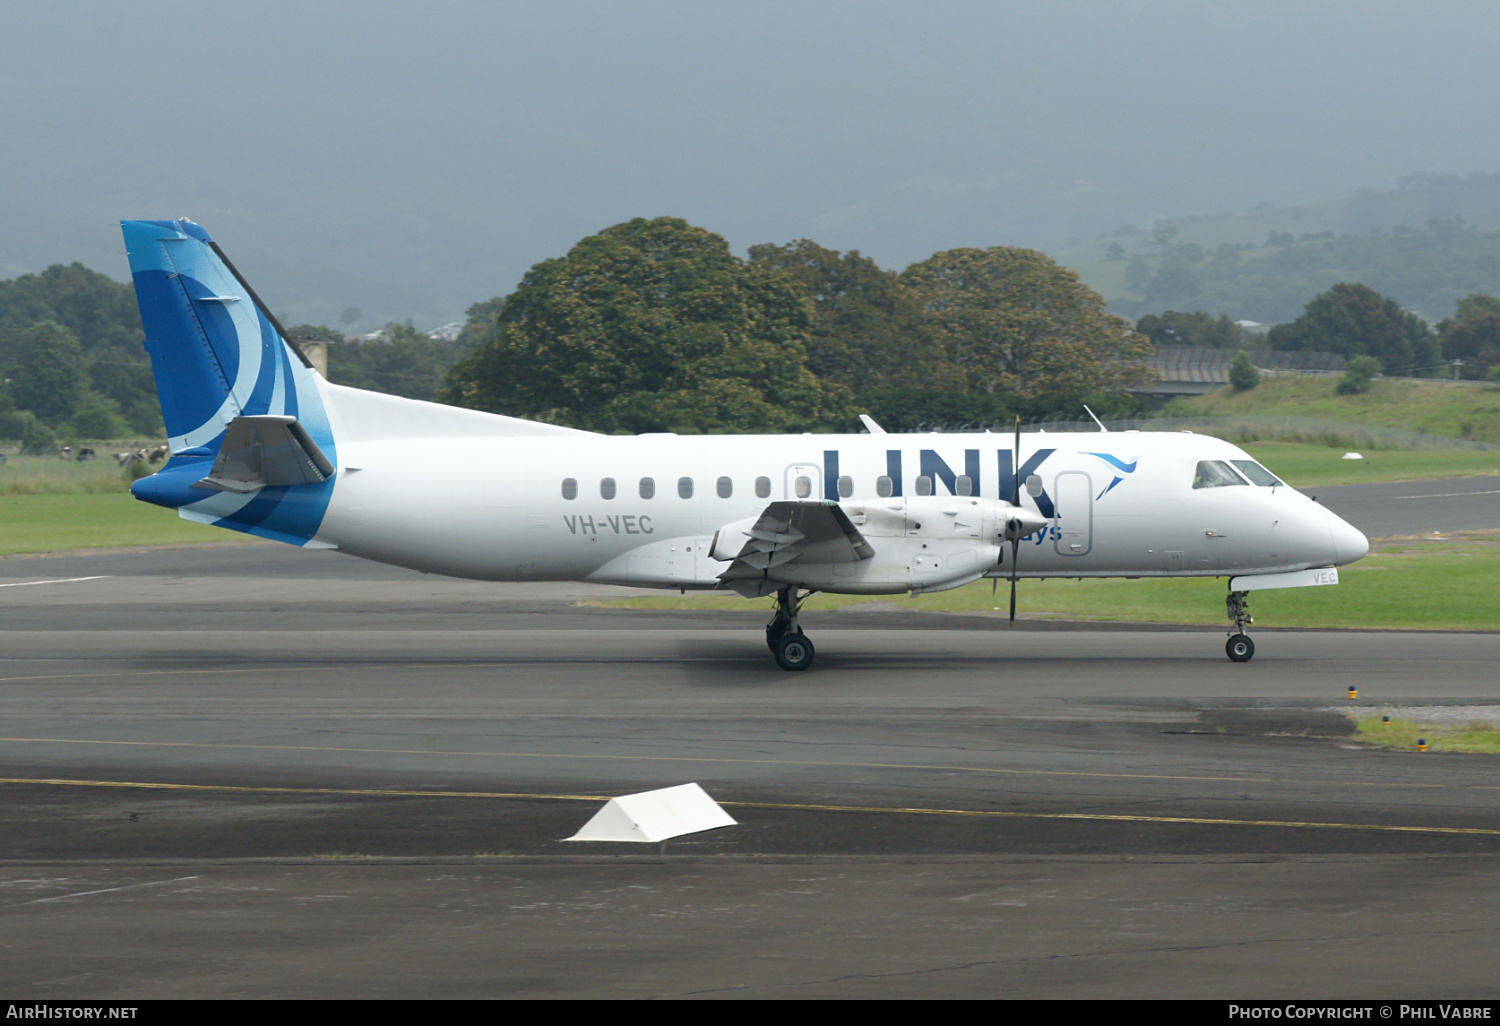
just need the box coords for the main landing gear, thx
[1225,588,1255,663]
[767,586,815,671]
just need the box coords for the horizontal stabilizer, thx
[193,415,335,493]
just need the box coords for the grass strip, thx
[1167,375,1500,447]
[1354,716,1500,755]
[0,493,223,554]
[1238,441,1500,487]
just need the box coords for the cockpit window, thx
[1192,460,1249,489]
[1231,460,1283,487]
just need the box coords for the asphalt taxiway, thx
[1,520,1498,997]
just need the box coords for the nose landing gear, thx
[1225,589,1254,662]
[767,586,815,671]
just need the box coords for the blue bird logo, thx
[1083,452,1139,500]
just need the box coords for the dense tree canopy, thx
[0,263,160,435]
[900,247,1154,407]
[1266,283,1440,374]
[1,320,85,423]
[289,322,476,400]
[1135,309,1251,349]
[441,218,849,433]
[1436,293,1500,379]
[746,240,953,394]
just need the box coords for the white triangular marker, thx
[565,783,737,843]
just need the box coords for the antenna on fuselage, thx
[1083,405,1108,432]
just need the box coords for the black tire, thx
[766,619,802,651]
[773,632,816,671]
[1226,635,1255,663]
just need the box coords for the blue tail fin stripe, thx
[123,218,338,547]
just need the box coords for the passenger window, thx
[639,477,655,499]
[755,476,771,498]
[795,476,811,498]
[915,475,933,496]
[561,478,577,500]
[955,474,973,496]
[1193,460,1249,489]
[876,475,893,498]
[600,477,616,500]
[717,476,733,498]
[838,475,853,498]
[678,476,694,499]
[1231,460,1283,487]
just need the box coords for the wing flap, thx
[718,501,875,582]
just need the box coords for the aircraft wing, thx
[718,501,875,582]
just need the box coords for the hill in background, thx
[1064,173,1500,324]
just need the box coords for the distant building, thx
[427,322,464,342]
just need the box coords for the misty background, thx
[6,1,1500,328]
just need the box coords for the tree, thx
[1229,350,1260,391]
[1436,293,1500,379]
[746,240,953,394]
[66,390,129,438]
[326,322,474,400]
[0,263,159,431]
[1338,354,1381,394]
[0,320,85,423]
[1136,310,1250,349]
[899,247,1154,414]
[1267,283,1440,375]
[440,218,849,433]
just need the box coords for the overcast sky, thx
[5,1,1500,325]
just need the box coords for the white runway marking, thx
[25,875,200,904]
[0,576,109,589]
[1394,488,1500,500]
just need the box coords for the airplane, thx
[121,218,1369,670]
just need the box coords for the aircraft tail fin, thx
[121,218,328,453]
[122,219,339,547]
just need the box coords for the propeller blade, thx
[1010,414,1021,627]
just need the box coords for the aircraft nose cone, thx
[1327,509,1369,565]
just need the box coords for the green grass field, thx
[1235,441,1500,487]
[596,534,1500,632]
[1354,716,1500,755]
[0,453,142,495]
[1167,375,1500,446]
[0,493,222,554]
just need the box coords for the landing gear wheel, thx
[773,632,816,671]
[1226,635,1255,663]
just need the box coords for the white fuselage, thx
[309,384,1367,590]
